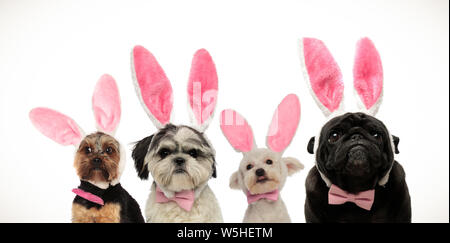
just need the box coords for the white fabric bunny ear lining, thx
[131,46,218,132]
[219,94,301,154]
[29,74,122,147]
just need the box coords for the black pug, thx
[305,112,411,222]
[299,37,411,223]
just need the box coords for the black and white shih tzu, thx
[299,37,411,222]
[130,46,223,222]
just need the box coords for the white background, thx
[0,0,448,223]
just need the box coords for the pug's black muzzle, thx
[345,145,370,176]
[331,137,382,177]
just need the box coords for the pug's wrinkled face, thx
[308,112,399,193]
[133,124,216,192]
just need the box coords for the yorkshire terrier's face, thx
[133,124,216,192]
[74,132,121,183]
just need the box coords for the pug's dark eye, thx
[372,132,382,139]
[266,159,273,165]
[84,147,92,154]
[105,147,113,154]
[328,131,341,143]
[158,148,171,159]
[246,164,253,170]
[188,149,198,158]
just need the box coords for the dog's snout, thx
[173,157,186,166]
[255,168,265,177]
[92,157,102,166]
[351,134,363,141]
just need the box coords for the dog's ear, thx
[229,171,240,189]
[212,162,217,178]
[307,137,315,154]
[392,135,400,154]
[132,135,154,180]
[282,157,304,176]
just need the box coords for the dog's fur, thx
[72,132,144,223]
[305,112,411,222]
[230,148,303,223]
[132,124,223,222]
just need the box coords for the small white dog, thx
[220,94,304,223]
[130,46,223,222]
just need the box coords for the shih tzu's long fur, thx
[133,124,223,222]
[130,46,223,222]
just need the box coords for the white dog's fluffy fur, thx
[230,148,303,223]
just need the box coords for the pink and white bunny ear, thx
[29,108,84,146]
[131,45,173,129]
[92,74,121,135]
[353,37,383,116]
[187,49,218,132]
[220,109,255,153]
[266,94,301,153]
[299,38,344,117]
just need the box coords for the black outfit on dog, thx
[73,180,145,223]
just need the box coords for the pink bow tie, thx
[246,189,279,204]
[155,186,195,211]
[328,184,375,211]
[72,188,104,205]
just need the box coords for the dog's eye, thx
[246,164,253,170]
[266,159,273,165]
[328,131,341,143]
[188,149,198,158]
[105,147,113,154]
[84,147,92,154]
[372,132,382,139]
[158,148,171,159]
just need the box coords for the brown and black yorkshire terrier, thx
[29,74,144,223]
[71,132,144,223]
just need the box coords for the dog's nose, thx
[92,158,102,166]
[351,134,363,141]
[255,168,265,177]
[173,157,185,166]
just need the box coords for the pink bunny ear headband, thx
[299,37,395,187]
[219,94,301,154]
[29,74,122,147]
[131,46,218,132]
[29,74,124,188]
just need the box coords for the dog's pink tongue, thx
[258,176,266,180]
